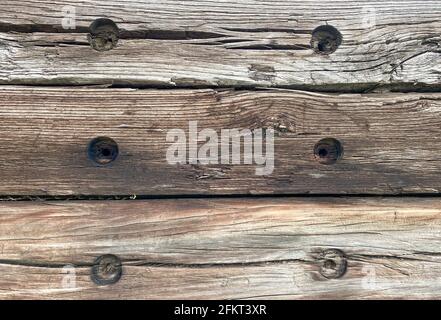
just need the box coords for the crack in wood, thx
[0,22,89,34]
[0,22,231,41]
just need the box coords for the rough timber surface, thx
[1,0,441,302]
[1,198,441,299]
[1,87,441,195]
[0,1,440,88]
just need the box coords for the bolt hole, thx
[88,18,119,51]
[88,137,119,166]
[319,249,347,279]
[311,25,342,55]
[101,148,111,157]
[91,254,122,286]
[318,148,328,158]
[324,259,336,270]
[314,138,343,165]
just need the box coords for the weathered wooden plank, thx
[1,197,441,299]
[2,87,441,195]
[0,1,440,88]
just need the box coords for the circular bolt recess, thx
[319,249,347,279]
[314,138,343,165]
[311,25,342,55]
[88,137,119,165]
[91,254,122,286]
[88,18,120,51]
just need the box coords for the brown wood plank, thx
[1,197,441,299]
[0,1,440,88]
[2,87,441,195]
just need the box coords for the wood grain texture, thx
[1,197,441,299]
[0,0,440,88]
[2,87,441,196]
[2,1,441,300]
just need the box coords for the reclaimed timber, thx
[1,87,441,195]
[1,0,441,301]
[0,1,440,88]
[1,197,441,299]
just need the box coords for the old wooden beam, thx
[0,1,440,88]
[1,197,441,299]
[1,0,441,301]
[0,87,441,195]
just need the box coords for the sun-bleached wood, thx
[1,87,441,196]
[1,197,441,299]
[0,1,440,88]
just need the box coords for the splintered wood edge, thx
[0,197,441,299]
[0,87,441,195]
[0,1,440,88]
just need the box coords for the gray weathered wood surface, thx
[1,197,441,299]
[0,0,440,88]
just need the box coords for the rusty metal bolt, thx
[311,25,342,55]
[91,254,123,285]
[318,249,347,279]
[88,18,120,51]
